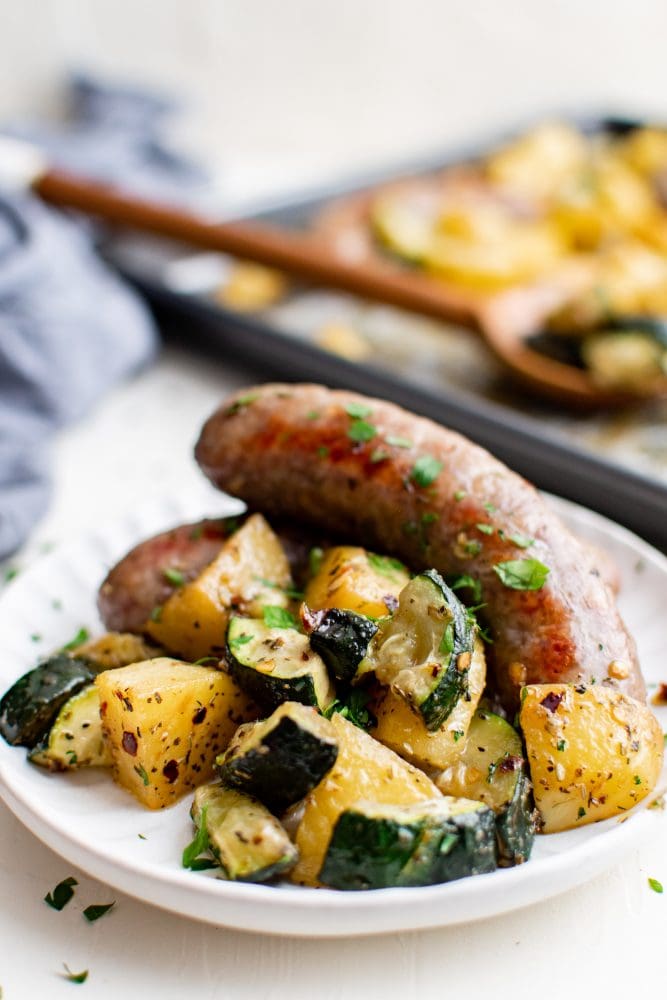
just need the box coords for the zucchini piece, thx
[216,702,338,813]
[319,796,497,890]
[435,709,535,865]
[0,655,96,748]
[191,783,297,882]
[28,685,111,771]
[360,569,475,731]
[227,617,335,713]
[308,608,378,684]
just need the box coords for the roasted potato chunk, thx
[304,546,409,619]
[95,658,256,809]
[519,683,663,833]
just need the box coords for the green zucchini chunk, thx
[308,608,378,684]
[319,797,497,890]
[28,685,111,771]
[191,783,298,882]
[216,701,338,813]
[360,569,475,731]
[227,617,335,713]
[0,655,96,748]
[435,709,536,865]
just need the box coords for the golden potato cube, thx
[146,513,291,661]
[290,713,440,886]
[304,546,410,619]
[371,637,486,769]
[520,683,664,833]
[76,632,162,669]
[95,658,257,809]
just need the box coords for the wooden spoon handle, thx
[35,168,482,328]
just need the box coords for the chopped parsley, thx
[367,553,407,579]
[385,435,412,448]
[30,633,42,643]
[60,627,90,652]
[4,566,19,583]
[476,523,495,535]
[577,806,586,819]
[453,730,464,742]
[634,775,642,785]
[464,540,482,557]
[439,622,455,655]
[421,512,438,525]
[309,547,324,577]
[410,455,443,488]
[316,445,329,458]
[324,689,375,731]
[454,490,466,502]
[62,965,88,985]
[163,567,185,587]
[369,447,390,464]
[183,806,211,869]
[449,574,483,604]
[226,392,258,415]
[557,739,567,752]
[345,402,373,419]
[483,502,496,514]
[228,633,252,650]
[45,877,78,911]
[149,605,163,623]
[306,409,320,420]
[133,764,150,787]
[648,877,663,894]
[347,419,377,443]
[262,606,299,630]
[83,902,115,923]
[493,559,550,591]
[508,533,534,549]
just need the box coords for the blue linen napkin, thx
[0,73,208,560]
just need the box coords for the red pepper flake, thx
[121,731,138,756]
[498,754,523,773]
[540,691,564,713]
[162,759,179,784]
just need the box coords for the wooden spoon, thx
[3,136,663,408]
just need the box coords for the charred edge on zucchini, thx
[436,709,536,865]
[226,617,335,713]
[0,655,96,748]
[319,797,497,890]
[216,702,338,813]
[361,569,476,731]
[191,783,298,882]
[308,608,378,684]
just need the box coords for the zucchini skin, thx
[226,618,334,713]
[319,800,497,890]
[28,684,111,771]
[419,570,475,731]
[192,784,298,882]
[496,770,535,866]
[216,707,338,813]
[308,609,378,684]
[0,656,96,748]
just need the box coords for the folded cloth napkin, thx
[0,73,208,560]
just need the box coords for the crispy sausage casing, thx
[195,383,644,710]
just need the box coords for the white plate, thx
[0,492,665,937]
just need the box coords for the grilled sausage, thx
[98,514,328,634]
[98,517,240,632]
[195,383,644,710]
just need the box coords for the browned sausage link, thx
[98,516,243,632]
[97,513,330,634]
[195,383,644,710]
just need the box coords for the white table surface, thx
[1,344,665,999]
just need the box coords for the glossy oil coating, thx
[195,384,644,710]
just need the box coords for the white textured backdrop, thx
[2,0,667,199]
